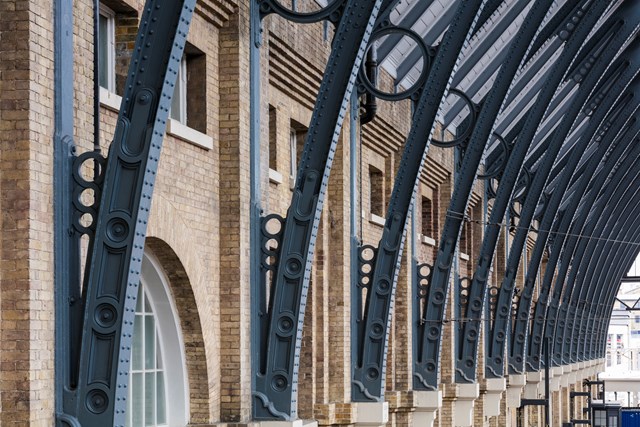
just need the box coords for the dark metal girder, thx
[455,0,607,383]
[484,6,639,378]
[352,0,486,400]
[252,0,383,419]
[411,0,559,389]
[510,37,640,373]
[69,1,197,425]
[566,164,640,362]
[548,116,640,366]
[527,101,640,371]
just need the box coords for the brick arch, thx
[145,237,210,424]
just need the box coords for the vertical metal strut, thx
[69,1,196,425]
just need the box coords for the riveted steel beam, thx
[509,38,640,374]
[546,111,640,367]
[575,183,640,361]
[526,97,640,371]
[454,0,609,383]
[568,160,640,362]
[252,0,384,419]
[352,0,486,399]
[485,4,640,378]
[67,1,196,425]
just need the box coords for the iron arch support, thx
[577,205,640,362]
[253,0,383,419]
[590,237,640,360]
[547,131,640,372]
[556,164,640,365]
[536,109,640,366]
[558,144,640,365]
[570,181,640,362]
[454,0,610,383]
[547,115,640,366]
[410,0,561,389]
[527,102,640,371]
[71,0,197,425]
[510,53,640,373]
[484,3,640,378]
[352,0,486,400]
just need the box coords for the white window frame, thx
[289,129,297,189]
[99,4,116,92]
[126,252,190,426]
[170,57,188,125]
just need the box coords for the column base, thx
[414,390,442,427]
[483,378,506,417]
[453,383,480,426]
[525,371,543,399]
[354,402,388,427]
[507,374,527,408]
[256,420,318,427]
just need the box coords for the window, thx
[126,253,189,426]
[421,196,433,237]
[170,57,188,124]
[369,165,384,217]
[98,4,116,92]
[289,121,307,188]
[269,106,277,171]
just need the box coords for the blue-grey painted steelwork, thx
[455,0,608,383]
[560,135,640,363]
[54,0,81,422]
[571,165,640,362]
[526,99,640,372]
[352,0,486,399]
[68,0,196,425]
[253,0,383,419]
[546,108,640,367]
[486,3,640,378]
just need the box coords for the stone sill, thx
[167,118,213,150]
[369,213,386,227]
[99,87,213,151]
[269,168,283,185]
[421,234,436,246]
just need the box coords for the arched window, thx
[126,252,189,426]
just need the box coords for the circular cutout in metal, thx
[260,0,343,23]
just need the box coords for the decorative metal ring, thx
[258,0,343,24]
[431,89,477,148]
[478,133,509,179]
[72,150,106,188]
[358,26,431,102]
[512,169,531,203]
